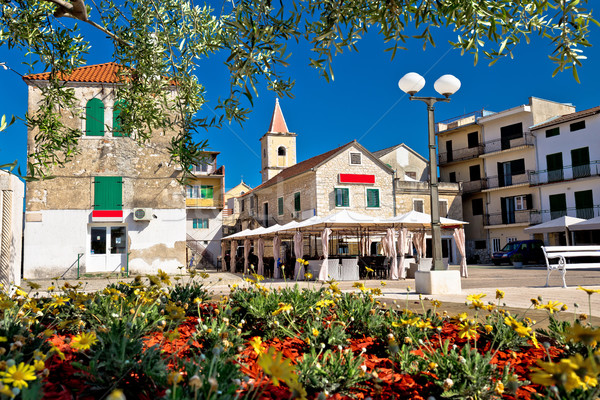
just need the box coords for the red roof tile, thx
[23,62,125,84]
[532,105,600,130]
[268,98,289,133]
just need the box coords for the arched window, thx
[85,98,104,136]
[112,100,129,137]
[278,146,286,156]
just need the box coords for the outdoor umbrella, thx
[524,216,585,245]
[230,240,237,272]
[293,231,304,280]
[570,215,600,231]
[398,227,408,279]
[319,228,332,281]
[243,238,251,274]
[453,227,468,278]
[257,237,265,276]
[387,228,398,280]
[273,235,281,279]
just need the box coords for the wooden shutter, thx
[511,159,525,175]
[294,192,301,211]
[86,98,105,136]
[525,194,533,210]
[278,197,284,215]
[367,189,379,208]
[112,100,128,137]
[500,197,508,224]
[201,185,214,199]
[94,177,122,210]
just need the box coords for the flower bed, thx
[0,271,598,399]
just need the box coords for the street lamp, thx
[398,72,461,271]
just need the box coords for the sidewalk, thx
[25,264,600,317]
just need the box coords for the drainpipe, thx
[392,170,397,217]
[1,190,12,290]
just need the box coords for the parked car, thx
[492,240,545,266]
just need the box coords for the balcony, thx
[529,161,600,186]
[439,145,484,165]
[537,206,600,223]
[482,133,534,155]
[483,171,533,191]
[485,209,542,227]
[186,198,224,208]
[462,179,487,194]
[436,110,485,133]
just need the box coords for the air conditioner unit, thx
[133,208,153,221]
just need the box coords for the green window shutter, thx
[278,197,283,215]
[294,192,301,211]
[201,185,214,199]
[86,98,105,136]
[112,100,129,137]
[94,177,122,210]
[193,219,198,229]
[367,189,379,208]
[204,219,209,229]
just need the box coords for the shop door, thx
[89,225,127,272]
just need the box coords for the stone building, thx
[22,63,186,278]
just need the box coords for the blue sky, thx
[1,8,599,191]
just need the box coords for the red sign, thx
[92,210,123,222]
[339,174,375,184]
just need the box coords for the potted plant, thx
[511,253,524,268]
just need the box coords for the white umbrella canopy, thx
[569,216,600,231]
[524,216,586,234]
[293,210,386,231]
[222,229,254,240]
[386,210,468,228]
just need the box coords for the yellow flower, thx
[484,325,493,333]
[566,324,600,346]
[495,289,505,300]
[494,381,504,395]
[537,300,565,314]
[365,267,374,273]
[466,293,486,302]
[352,282,367,292]
[315,299,334,309]
[380,281,387,286]
[252,273,265,282]
[0,337,6,342]
[578,286,600,295]
[370,288,382,296]
[70,331,98,351]
[272,303,293,316]
[250,336,264,355]
[0,362,37,389]
[415,319,433,329]
[530,298,540,306]
[469,299,485,310]
[157,269,171,285]
[168,371,183,385]
[107,389,126,400]
[453,312,469,322]
[457,321,477,340]
[428,362,438,370]
[257,347,298,387]
[531,354,597,392]
[33,360,45,372]
[312,328,319,337]
[49,295,69,308]
[431,299,442,308]
[304,272,313,280]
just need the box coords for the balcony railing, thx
[436,110,485,133]
[485,210,542,226]
[439,144,484,165]
[462,179,487,193]
[529,161,600,186]
[536,206,600,223]
[186,198,224,208]
[484,171,533,190]
[482,133,534,155]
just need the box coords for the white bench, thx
[542,245,600,288]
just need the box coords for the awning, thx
[569,216,600,231]
[524,216,586,234]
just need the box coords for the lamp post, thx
[398,72,461,271]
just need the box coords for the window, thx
[405,171,417,180]
[241,199,245,212]
[549,193,567,219]
[250,196,255,209]
[467,132,479,148]
[294,192,301,211]
[192,218,209,229]
[413,199,424,213]
[575,190,594,219]
[498,158,525,187]
[474,240,487,250]
[507,237,518,243]
[112,100,129,137]
[445,140,453,162]
[472,198,484,216]
[278,197,284,215]
[469,165,481,181]
[366,188,380,208]
[278,146,286,156]
[571,147,591,178]
[546,152,564,182]
[515,195,527,211]
[492,238,501,252]
[500,122,523,150]
[438,199,448,217]
[448,172,456,183]
[86,98,105,136]
[187,186,199,198]
[335,188,350,207]
[94,176,122,210]
[546,127,560,138]
[570,120,586,132]
[200,185,213,199]
[349,152,362,165]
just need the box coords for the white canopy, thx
[524,216,586,234]
[569,216,600,231]
[222,228,254,240]
[385,210,468,228]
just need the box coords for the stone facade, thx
[0,171,24,287]
[23,65,186,278]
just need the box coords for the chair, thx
[340,258,359,281]
[325,258,341,281]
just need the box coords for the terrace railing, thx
[482,133,534,155]
[484,210,542,226]
[529,161,600,186]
